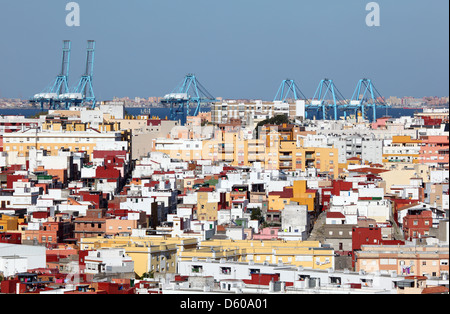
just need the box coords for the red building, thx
[242,273,294,287]
[23,218,73,247]
[0,232,22,244]
[321,180,352,211]
[352,226,404,268]
[352,226,382,253]
[77,190,107,209]
[403,209,433,241]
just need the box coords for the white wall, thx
[0,243,46,270]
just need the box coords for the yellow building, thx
[267,181,319,213]
[378,164,430,194]
[0,215,21,232]
[189,239,335,270]
[196,188,219,221]
[272,140,339,178]
[79,235,198,277]
[178,247,241,263]
[2,121,129,161]
[154,128,338,178]
[268,188,293,212]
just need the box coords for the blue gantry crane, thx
[161,74,216,125]
[273,79,308,102]
[60,40,96,109]
[32,40,71,110]
[31,40,97,110]
[306,78,347,120]
[340,78,389,122]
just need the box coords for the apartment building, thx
[83,248,134,278]
[276,141,339,178]
[78,235,198,277]
[211,100,305,126]
[73,208,108,241]
[2,121,129,162]
[0,115,40,134]
[355,244,449,278]
[418,135,449,168]
[175,259,406,293]
[382,136,422,165]
[190,239,335,271]
[402,209,433,241]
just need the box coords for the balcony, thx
[279,162,292,168]
[248,154,265,162]
[248,146,265,153]
[305,153,315,159]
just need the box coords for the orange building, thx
[291,180,320,215]
[23,219,72,247]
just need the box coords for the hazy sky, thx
[0,0,448,101]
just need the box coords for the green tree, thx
[255,114,291,138]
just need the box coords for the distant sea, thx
[0,107,423,120]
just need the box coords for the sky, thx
[0,0,448,101]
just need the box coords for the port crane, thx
[31,40,97,110]
[340,78,389,122]
[306,79,347,120]
[59,40,96,109]
[161,74,216,125]
[31,40,71,110]
[273,79,308,103]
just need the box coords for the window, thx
[192,265,202,273]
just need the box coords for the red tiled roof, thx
[196,187,215,192]
[269,187,293,198]
[327,212,346,219]
[32,211,49,219]
[93,150,127,159]
[421,286,449,294]
[348,168,389,175]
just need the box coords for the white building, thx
[0,243,46,273]
[175,259,405,294]
[0,256,28,277]
[83,248,134,276]
[329,188,391,224]
[280,203,310,240]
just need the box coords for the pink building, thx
[371,117,389,130]
[419,136,449,167]
[252,227,279,240]
[105,217,139,236]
